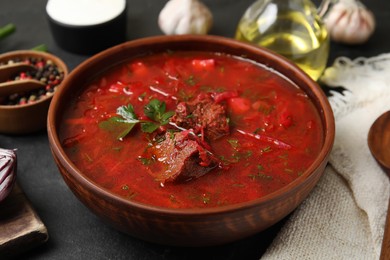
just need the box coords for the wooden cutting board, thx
[0,182,48,258]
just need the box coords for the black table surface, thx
[0,0,388,259]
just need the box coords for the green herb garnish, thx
[99,99,174,140]
[142,99,175,133]
[248,164,272,180]
[262,146,272,153]
[227,139,239,149]
[138,157,154,165]
[202,196,211,204]
[249,172,273,180]
[99,104,139,140]
[185,75,196,86]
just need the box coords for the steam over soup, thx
[60,51,324,209]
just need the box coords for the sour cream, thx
[46,0,126,26]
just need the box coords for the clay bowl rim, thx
[48,34,335,216]
[0,50,69,111]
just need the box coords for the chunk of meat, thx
[170,93,229,140]
[151,130,218,183]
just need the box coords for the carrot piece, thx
[130,61,148,76]
[191,59,215,70]
[227,97,251,114]
[279,113,293,128]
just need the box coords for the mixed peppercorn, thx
[0,57,64,105]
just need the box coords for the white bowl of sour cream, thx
[46,0,127,55]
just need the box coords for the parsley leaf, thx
[142,99,175,128]
[116,104,139,123]
[144,99,166,121]
[99,104,140,140]
[141,122,160,133]
[98,117,136,140]
[99,99,174,140]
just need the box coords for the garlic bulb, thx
[323,0,375,44]
[158,0,213,35]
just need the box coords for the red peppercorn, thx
[36,61,45,68]
[51,79,60,85]
[19,72,28,79]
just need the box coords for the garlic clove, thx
[158,0,213,35]
[323,0,375,45]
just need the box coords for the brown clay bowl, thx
[47,35,335,246]
[0,50,68,134]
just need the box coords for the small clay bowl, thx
[47,35,335,246]
[0,50,68,134]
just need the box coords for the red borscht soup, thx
[60,51,323,209]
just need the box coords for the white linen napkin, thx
[262,53,390,259]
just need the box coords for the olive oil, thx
[235,1,329,81]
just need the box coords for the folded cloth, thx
[262,54,390,260]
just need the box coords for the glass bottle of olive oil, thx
[235,0,329,81]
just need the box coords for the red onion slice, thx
[0,148,17,203]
